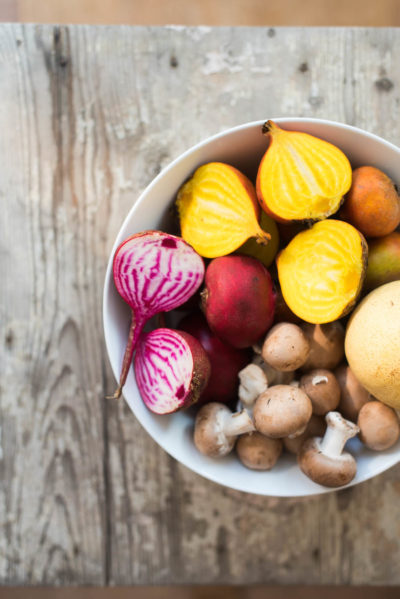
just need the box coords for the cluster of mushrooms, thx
[194,321,400,488]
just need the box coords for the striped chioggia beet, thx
[134,329,211,414]
[110,231,204,399]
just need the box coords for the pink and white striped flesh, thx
[110,231,205,399]
[135,329,211,414]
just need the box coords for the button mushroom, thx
[298,411,360,488]
[253,353,295,385]
[301,322,345,370]
[335,364,371,421]
[300,369,341,415]
[238,363,268,408]
[283,414,326,454]
[236,432,282,470]
[261,322,310,371]
[253,385,312,438]
[194,402,255,457]
[358,400,400,451]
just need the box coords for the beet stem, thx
[255,231,271,245]
[107,312,139,400]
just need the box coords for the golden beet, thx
[256,121,352,223]
[341,166,400,238]
[177,162,270,258]
[277,220,367,323]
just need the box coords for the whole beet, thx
[179,311,251,405]
[202,255,275,348]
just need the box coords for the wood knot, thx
[375,77,394,92]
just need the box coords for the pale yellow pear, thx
[345,281,400,409]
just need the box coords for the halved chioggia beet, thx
[109,231,205,399]
[134,329,211,414]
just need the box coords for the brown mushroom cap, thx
[358,400,400,451]
[283,414,326,454]
[253,385,312,438]
[298,437,357,487]
[300,369,341,415]
[261,322,310,372]
[301,322,345,371]
[335,364,371,421]
[236,432,282,470]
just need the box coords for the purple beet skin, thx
[179,311,251,405]
[134,328,211,414]
[110,230,204,398]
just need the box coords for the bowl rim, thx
[103,117,400,497]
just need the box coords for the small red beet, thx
[179,311,251,405]
[202,255,275,348]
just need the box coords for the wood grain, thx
[0,24,107,584]
[0,24,400,586]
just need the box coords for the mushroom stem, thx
[222,409,255,438]
[238,363,268,407]
[319,412,359,458]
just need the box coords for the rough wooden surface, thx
[0,24,400,586]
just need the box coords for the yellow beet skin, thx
[256,121,352,222]
[177,162,270,258]
[277,220,367,324]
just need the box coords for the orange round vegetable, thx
[277,220,367,323]
[341,166,400,238]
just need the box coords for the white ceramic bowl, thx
[103,118,400,497]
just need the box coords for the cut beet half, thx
[277,220,368,324]
[256,121,352,223]
[134,329,211,415]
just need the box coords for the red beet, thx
[202,256,275,348]
[179,311,251,405]
[134,329,211,414]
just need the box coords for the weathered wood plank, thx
[0,24,107,584]
[1,24,400,586]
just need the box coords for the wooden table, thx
[1,24,400,586]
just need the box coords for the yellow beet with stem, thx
[177,162,270,258]
[256,121,352,222]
